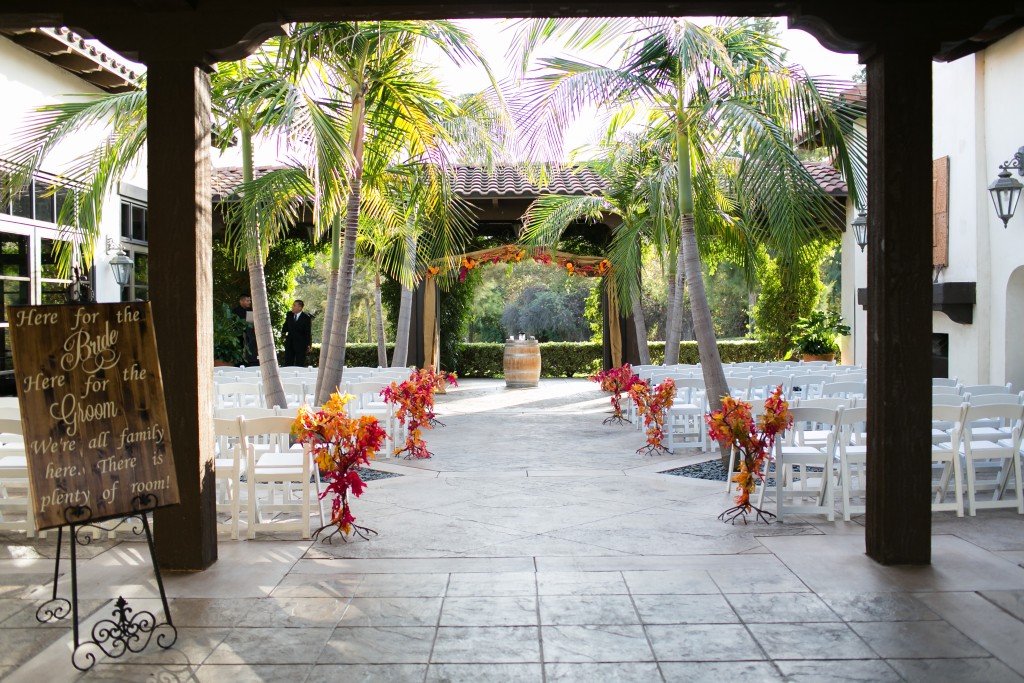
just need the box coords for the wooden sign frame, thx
[8,302,179,530]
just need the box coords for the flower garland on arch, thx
[421,245,611,283]
[629,378,677,456]
[381,367,458,459]
[706,385,792,525]
[291,391,388,542]
[591,363,639,425]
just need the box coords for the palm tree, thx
[515,17,865,412]
[284,21,496,404]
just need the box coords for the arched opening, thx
[1005,266,1024,391]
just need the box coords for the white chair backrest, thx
[961,383,1013,397]
[821,381,867,399]
[964,392,1024,406]
[931,393,963,407]
[795,397,856,410]
[0,417,24,444]
[240,415,297,453]
[782,406,840,448]
[931,385,962,396]
[214,406,278,420]
[213,416,244,459]
[932,377,959,388]
[746,374,792,398]
[962,403,1024,436]
[837,405,868,444]
[281,381,309,406]
[347,380,390,409]
[0,397,19,409]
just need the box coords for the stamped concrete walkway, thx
[2,378,1024,682]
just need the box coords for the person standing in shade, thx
[231,293,258,364]
[282,299,312,367]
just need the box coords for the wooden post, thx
[863,41,934,565]
[147,61,217,570]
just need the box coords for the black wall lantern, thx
[106,237,135,287]
[988,146,1024,228]
[851,209,868,252]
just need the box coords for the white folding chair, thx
[959,403,1024,515]
[789,373,835,401]
[242,416,324,539]
[931,402,966,516]
[835,406,867,521]
[664,378,707,453]
[213,416,246,539]
[773,406,840,522]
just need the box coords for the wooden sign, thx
[8,303,179,530]
[933,156,950,268]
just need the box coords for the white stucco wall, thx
[928,26,1024,389]
[0,35,146,304]
[843,26,1024,388]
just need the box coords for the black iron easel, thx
[35,493,177,671]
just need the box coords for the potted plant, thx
[791,311,850,362]
[213,303,247,366]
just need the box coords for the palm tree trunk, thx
[365,298,373,343]
[663,248,686,365]
[240,120,286,409]
[374,272,387,367]
[631,286,651,365]
[313,216,342,401]
[316,96,366,405]
[679,214,728,413]
[314,214,342,400]
[391,232,416,368]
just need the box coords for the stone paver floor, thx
[1,378,1024,681]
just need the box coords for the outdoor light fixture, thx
[988,146,1024,228]
[851,209,868,252]
[105,237,134,287]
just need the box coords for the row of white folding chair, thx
[215,381,264,409]
[0,417,39,537]
[213,414,326,539]
[931,402,1024,516]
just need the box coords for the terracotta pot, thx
[214,359,237,367]
[801,353,835,363]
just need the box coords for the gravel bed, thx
[358,468,403,482]
[661,459,729,481]
[661,459,818,486]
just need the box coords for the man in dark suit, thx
[282,299,312,367]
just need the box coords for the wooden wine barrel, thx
[504,339,541,388]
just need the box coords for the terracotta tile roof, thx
[451,166,608,198]
[0,27,141,93]
[211,162,848,202]
[211,165,283,201]
[803,161,848,197]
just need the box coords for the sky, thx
[429,18,861,96]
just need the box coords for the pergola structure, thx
[2,1,1021,571]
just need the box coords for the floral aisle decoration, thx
[629,378,676,455]
[590,363,639,425]
[291,391,388,542]
[705,385,792,525]
[381,367,458,458]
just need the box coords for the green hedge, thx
[289,340,773,377]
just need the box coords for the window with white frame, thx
[119,197,148,301]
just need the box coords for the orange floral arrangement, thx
[291,391,388,541]
[590,363,638,424]
[629,378,676,455]
[381,367,458,458]
[706,385,792,524]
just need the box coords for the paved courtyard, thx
[2,378,1024,681]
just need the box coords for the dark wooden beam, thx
[863,38,935,566]
[148,60,218,571]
